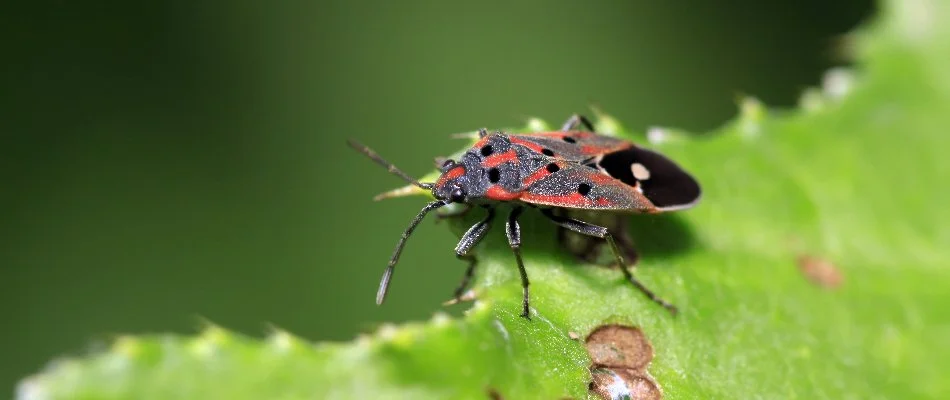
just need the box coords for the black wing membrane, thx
[594,146,701,211]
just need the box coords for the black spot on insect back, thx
[545,163,560,173]
[563,136,577,144]
[488,167,501,183]
[577,183,591,196]
[480,145,494,157]
[541,148,555,156]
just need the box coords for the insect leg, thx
[560,114,596,132]
[376,200,447,305]
[505,206,531,319]
[452,208,496,301]
[554,209,602,263]
[613,217,640,266]
[540,209,677,315]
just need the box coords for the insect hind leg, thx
[612,217,640,266]
[556,209,639,266]
[555,209,602,264]
[540,209,677,315]
[561,114,596,132]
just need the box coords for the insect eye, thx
[450,188,466,203]
[441,159,456,169]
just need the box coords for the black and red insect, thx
[348,115,701,319]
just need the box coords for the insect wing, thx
[507,131,632,162]
[590,146,701,212]
[519,161,657,212]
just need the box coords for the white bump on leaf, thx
[799,88,826,112]
[15,377,48,400]
[646,126,668,144]
[822,68,854,101]
[377,323,399,341]
[270,331,297,352]
[431,312,451,326]
[739,97,765,137]
[526,117,550,132]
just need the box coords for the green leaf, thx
[19,0,950,398]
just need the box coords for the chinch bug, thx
[348,114,701,319]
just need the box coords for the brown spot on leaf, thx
[585,324,662,400]
[797,255,843,289]
[486,387,503,400]
[589,368,661,400]
[585,324,654,370]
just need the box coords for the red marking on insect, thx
[348,114,701,320]
[508,137,545,153]
[473,135,492,149]
[435,165,465,187]
[520,192,589,207]
[482,149,519,168]
[580,145,608,154]
[520,167,551,187]
[486,185,521,201]
[588,173,617,184]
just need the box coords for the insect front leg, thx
[540,209,678,315]
[560,114,596,131]
[505,206,531,320]
[451,208,496,301]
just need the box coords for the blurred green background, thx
[2,0,872,393]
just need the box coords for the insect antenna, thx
[376,199,446,304]
[347,139,433,190]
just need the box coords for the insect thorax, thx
[435,134,548,203]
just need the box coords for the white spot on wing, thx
[631,163,651,180]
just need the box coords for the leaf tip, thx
[590,106,624,136]
[524,117,551,132]
[734,95,767,137]
[821,67,857,102]
[430,311,453,327]
[111,335,143,359]
[268,329,305,353]
[188,324,232,358]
